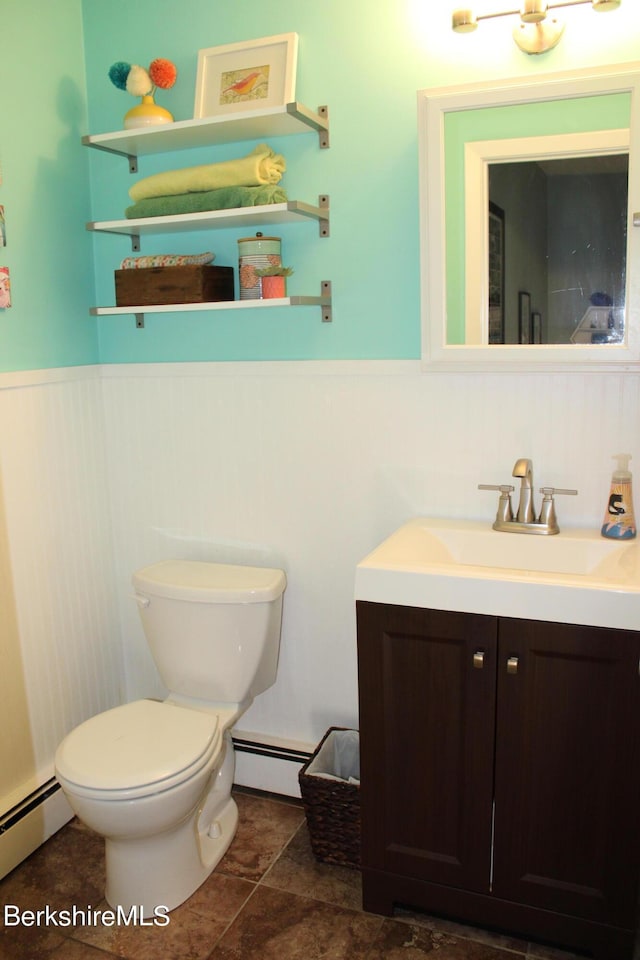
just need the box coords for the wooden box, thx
[115,265,234,307]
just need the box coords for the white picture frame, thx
[194,33,298,120]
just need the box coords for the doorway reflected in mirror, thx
[488,153,628,345]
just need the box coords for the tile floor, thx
[0,788,631,960]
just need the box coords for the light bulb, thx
[452,8,478,32]
[520,0,547,23]
[591,0,621,9]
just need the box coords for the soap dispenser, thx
[601,454,637,540]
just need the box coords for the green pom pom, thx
[109,62,131,91]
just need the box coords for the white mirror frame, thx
[418,64,640,372]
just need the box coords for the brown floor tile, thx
[51,942,119,959]
[395,908,529,954]
[0,820,106,960]
[368,917,526,959]
[173,871,254,925]
[0,820,105,915]
[71,899,221,960]
[71,873,254,960]
[263,821,362,911]
[209,884,382,959]
[0,923,68,960]
[217,792,305,882]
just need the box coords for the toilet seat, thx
[55,699,221,801]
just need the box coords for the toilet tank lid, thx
[132,559,286,603]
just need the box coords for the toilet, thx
[54,559,286,915]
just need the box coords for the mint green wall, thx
[0,0,97,372]
[1,1,638,370]
[82,0,429,362]
[79,0,640,363]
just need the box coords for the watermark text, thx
[4,904,170,927]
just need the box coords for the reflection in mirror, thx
[487,153,628,345]
[460,122,631,348]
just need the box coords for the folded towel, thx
[125,184,288,220]
[119,252,216,269]
[128,143,286,202]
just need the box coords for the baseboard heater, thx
[232,735,312,765]
[0,778,72,880]
[0,778,61,835]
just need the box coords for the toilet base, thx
[105,795,239,915]
[104,734,239,916]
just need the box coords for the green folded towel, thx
[125,184,288,220]
[128,143,286,202]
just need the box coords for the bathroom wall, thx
[82,1,640,793]
[80,0,640,364]
[1,0,639,823]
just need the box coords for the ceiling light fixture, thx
[452,0,622,54]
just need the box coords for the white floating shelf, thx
[90,282,333,327]
[87,199,330,241]
[82,103,329,166]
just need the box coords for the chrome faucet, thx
[479,458,578,535]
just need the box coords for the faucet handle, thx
[538,487,578,533]
[478,484,515,523]
[539,487,578,497]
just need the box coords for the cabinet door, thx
[357,602,497,892]
[493,618,640,928]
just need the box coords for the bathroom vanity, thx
[355,519,640,959]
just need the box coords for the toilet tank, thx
[132,560,286,704]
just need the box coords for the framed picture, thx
[518,291,532,344]
[488,202,505,344]
[194,33,298,119]
[532,311,542,344]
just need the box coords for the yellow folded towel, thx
[128,143,286,202]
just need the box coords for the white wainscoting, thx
[0,367,123,873]
[1,361,638,816]
[99,360,640,796]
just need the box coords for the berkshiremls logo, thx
[4,904,170,927]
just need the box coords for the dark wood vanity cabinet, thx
[356,601,640,960]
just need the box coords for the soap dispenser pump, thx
[601,454,637,540]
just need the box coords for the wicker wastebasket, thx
[298,726,360,869]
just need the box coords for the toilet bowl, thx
[54,559,286,914]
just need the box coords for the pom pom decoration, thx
[108,61,131,91]
[149,58,178,90]
[126,64,153,97]
[109,57,177,97]
[108,56,178,129]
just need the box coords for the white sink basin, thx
[355,518,640,630]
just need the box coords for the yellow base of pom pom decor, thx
[124,95,173,130]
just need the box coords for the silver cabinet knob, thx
[507,656,519,675]
[473,650,485,669]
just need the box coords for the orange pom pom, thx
[149,58,177,90]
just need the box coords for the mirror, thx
[418,65,640,370]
